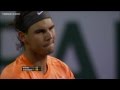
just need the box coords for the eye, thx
[35,29,46,33]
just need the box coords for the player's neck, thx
[23,50,48,74]
[23,50,47,67]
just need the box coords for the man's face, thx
[24,18,55,56]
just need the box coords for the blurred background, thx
[0,11,120,79]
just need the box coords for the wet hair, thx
[14,11,51,50]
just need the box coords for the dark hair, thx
[15,11,30,50]
[14,11,31,33]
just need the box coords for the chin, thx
[47,49,54,55]
[43,43,54,55]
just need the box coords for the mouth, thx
[43,40,54,47]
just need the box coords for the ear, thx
[18,31,27,44]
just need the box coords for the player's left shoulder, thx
[48,55,63,63]
[47,55,68,67]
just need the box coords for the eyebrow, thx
[34,28,46,33]
[49,25,55,30]
[34,24,55,33]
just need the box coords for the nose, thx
[45,30,52,41]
